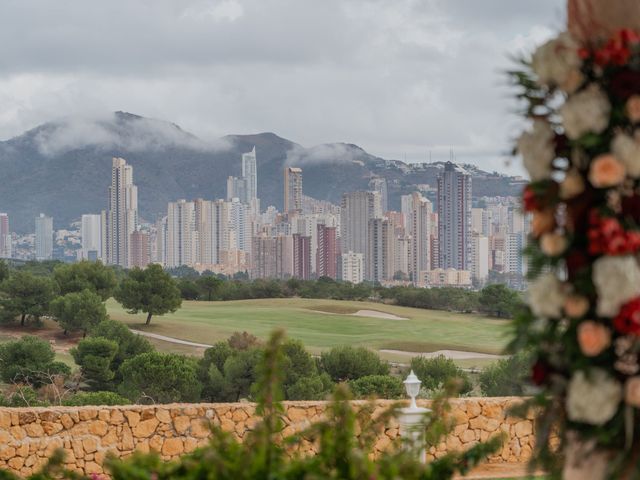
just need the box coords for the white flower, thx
[517,120,556,181]
[612,132,640,178]
[566,369,622,425]
[593,255,640,317]
[560,84,611,140]
[531,32,582,92]
[528,272,566,318]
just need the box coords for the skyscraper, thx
[340,251,364,284]
[437,162,472,270]
[103,157,138,268]
[130,230,150,268]
[166,199,196,268]
[35,213,53,261]
[369,177,388,213]
[316,224,337,279]
[0,213,10,259]
[284,167,303,214]
[242,147,257,203]
[406,192,432,282]
[340,191,382,258]
[292,234,312,280]
[367,218,394,282]
[81,214,102,261]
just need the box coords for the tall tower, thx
[437,162,472,270]
[367,218,394,283]
[406,192,432,282]
[0,213,11,259]
[316,224,337,279]
[242,147,257,203]
[104,157,138,268]
[284,167,303,214]
[166,200,196,268]
[340,191,382,259]
[81,214,102,261]
[369,177,388,213]
[35,213,53,261]
[292,234,311,280]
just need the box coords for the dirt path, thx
[130,330,212,349]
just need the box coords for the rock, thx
[7,457,24,470]
[467,401,482,418]
[82,438,98,454]
[515,421,533,438]
[190,419,210,438]
[173,415,191,434]
[88,420,109,436]
[133,419,159,438]
[78,409,98,421]
[24,423,44,437]
[124,411,141,427]
[0,411,11,429]
[162,438,184,456]
[156,409,172,424]
[84,461,102,474]
[482,403,505,420]
[60,414,74,430]
[18,412,36,424]
[287,407,307,423]
[461,429,476,443]
[110,410,125,425]
[0,447,16,461]
[149,435,164,452]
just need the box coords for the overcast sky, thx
[0,0,565,173]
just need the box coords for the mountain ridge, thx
[0,112,523,232]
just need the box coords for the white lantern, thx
[403,370,421,410]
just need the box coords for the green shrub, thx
[320,345,389,382]
[0,336,69,387]
[349,374,404,399]
[479,352,533,397]
[410,355,472,395]
[63,391,130,406]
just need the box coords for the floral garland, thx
[512,29,640,477]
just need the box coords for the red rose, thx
[614,297,640,335]
[531,360,549,386]
[610,69,640,100]
[622,194,640,223]
[522,186,540,212]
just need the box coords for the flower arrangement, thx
[511,28,640,478]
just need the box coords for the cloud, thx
[285,143,366,166]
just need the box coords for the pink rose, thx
[540,232,568,256]
[627,95,640,123]
[564,295,590,318]
[589,154,626,188]
[625,376,640,407]
[577,321,611,357]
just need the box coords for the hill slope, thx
[0,112,523,232]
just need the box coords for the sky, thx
[0,0,565,174]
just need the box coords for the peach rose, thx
[564,295,590,318]
[625,376,640,407]
[562,69,584,94]
[531,209,556,237]
[627,95,640,123]
[540,232,568,256]
[588,154,626,188]
[577,321,611,357]
[559,169,585,199]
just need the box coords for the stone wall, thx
[0,397,534,477]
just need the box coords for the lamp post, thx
[400,370,430,463]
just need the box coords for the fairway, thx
[106,298,509,358]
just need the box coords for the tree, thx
[286,373,334,400]
[197,275,222,301]
[199,342,234,401]
[224,348,262,401]
[53,261,117,301]
[228,331,260,350]
[177,279,200,300]
[0,336,70,387]
[63,391,130,406]
[0,271,57,325]
[71,337,118,391]
[118,352,202,403]
[319,346,389,382]
[410,355,472,395]
[50,289,107,335]
[114,264,182,325]
[349,375,405,399]
[0,260,9,284]
[479,352,533,397]
[89,319,153,374]
[478,284,522,318]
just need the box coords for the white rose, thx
[517,120,556,181]
[566,369,622,425]
[531,32,582,92]
[560,84,611,140]
[528,272,566,318]
[593,255,640,317]
[612,132,640,178]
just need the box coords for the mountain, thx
[0,112,524,232]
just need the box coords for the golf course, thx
[106,297,510,364]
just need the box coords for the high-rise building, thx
[367,218,394,282]
[284,167,303,214]
[166,200,196,268]
[405,192,432,283]
[369,177,389,212]
[437,162,472,270]
[471,233,489,283]
[35,213,53,261]
[292,234,312,280]
[340,191,382,259]
[341,251,364,284]
[251,234,292,279]
[316,224,337,279]
[242,147,258,203]
[130,230,150,268]
[226,176,247,203]
[0,213,11,259]
[103,157,138,268]
[81,214,102,261]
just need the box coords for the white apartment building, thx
[341,251,364,284]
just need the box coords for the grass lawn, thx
[106,298,510,359]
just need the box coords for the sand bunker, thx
[351,310,408,320]
[380,349,504,360]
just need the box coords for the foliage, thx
[0,271,57,325]
[53,261,117,301]
[50,289,108,334]
[228,331,260,350]
[118,351,202,403]
[478,284,523,318]
[349,374,405,399]
[410,355,472,395]
[320,345,389,382]
[479,352,533,397]
[89,319,153,375]
[0,336,69,387]
[0,260,8,284]
[71,337,119,391]
[196,275,222,301]
[62,391,130,406]
[114,264,182,325]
